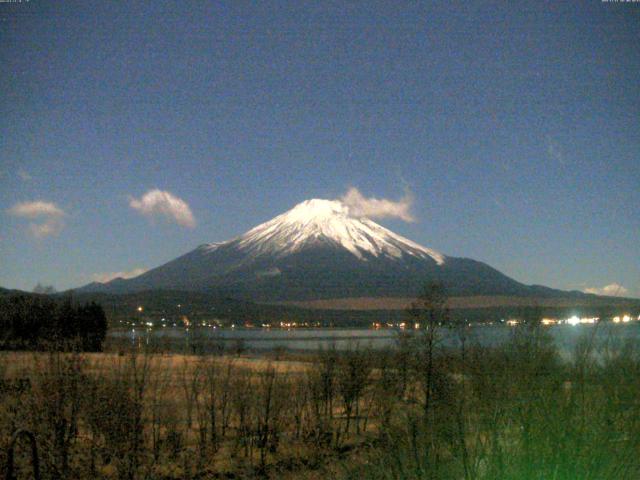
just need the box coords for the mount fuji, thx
[79,199,573,301]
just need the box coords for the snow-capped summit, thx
[79,197,543,301]
[233,199,445,264]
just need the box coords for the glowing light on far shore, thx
[581,317,598,324]
[563,316,599,325]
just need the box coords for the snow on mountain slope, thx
[206,199,445,264]
[77,197,574,301]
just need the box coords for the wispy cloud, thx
[584,283,629,297]
[129,189,196,228]
[17,169,32,181]
[91,268,147,284]
[7,200,66,238]
[546,137,566,165]
[29,220,65,238]
[340,187,415,222]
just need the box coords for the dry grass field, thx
[1,351,312,378]
[275,294,640,310]
[0,348,386,479]
[3,321,640,479]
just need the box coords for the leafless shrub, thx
[84,352,150,480]
[28,351,86,479]
[336,345,372,443]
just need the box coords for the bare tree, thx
[407,282,449,419]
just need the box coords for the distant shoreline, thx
[273,294,640,311]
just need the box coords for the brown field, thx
[1,351,311,378]
[0,348,386,479]
[3,322,640,479]
[274,294,640,310]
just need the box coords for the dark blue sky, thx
[1,1,638,296]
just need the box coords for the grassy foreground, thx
[2,323,640,479]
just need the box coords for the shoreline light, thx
[567,316,580,326]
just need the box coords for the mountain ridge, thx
[76,198,602,302]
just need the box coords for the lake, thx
[109,322,640,358]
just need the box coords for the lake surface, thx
[110,322,640,358]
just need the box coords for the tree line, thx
[0,295,107,351]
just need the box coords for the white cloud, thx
[7,200,66,238]
[8,201,65,218]
[584,283,629,297]
[92,268,147,284]
[340,187,415,222]
[129,189,196,228]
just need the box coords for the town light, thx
[567,316,580,326]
